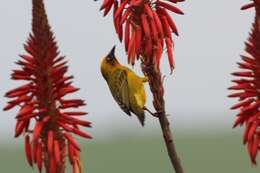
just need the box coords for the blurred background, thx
[0,0,259,172]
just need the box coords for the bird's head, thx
[101,46,120,79]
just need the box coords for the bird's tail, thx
[136,113,145,126]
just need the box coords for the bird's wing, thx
[109,69,131,116]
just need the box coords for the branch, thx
[142,61,184,173]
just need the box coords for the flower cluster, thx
[4,0,92,172]
[229,0,260,164]
[100,0,184,72]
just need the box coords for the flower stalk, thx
[100,0,185,172]
[4,0,92,172]
[141,60,184,173]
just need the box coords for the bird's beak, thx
[107,45,116,60]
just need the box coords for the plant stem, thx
[141,61,184,173]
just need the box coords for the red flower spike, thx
[4,0,91,172]
[100,0,184,72]
[230,1,260,164]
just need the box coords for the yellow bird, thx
[101,46,148,126]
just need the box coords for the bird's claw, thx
[143,107,163,118]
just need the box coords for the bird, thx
[100,46,148,126]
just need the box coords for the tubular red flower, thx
[100,0,183,72]
[4,0,92,172]
[230,0,260,164]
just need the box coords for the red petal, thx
[5,83,31,97]
[68,143,75,164]
[120,8,131,25]
[72,128,92,139]
[125,19,131,51]
[32,121,44,141]
[25,135,33,167]
[64,133,81,151]
[153,11,164,38]
[36,142,42,172]
[50,156,57,173]
[48,131,54,154]
[144,4,154,19]
[230,99,254,110]
[166,37,175,72]
[161,16,171,38]
[141,14,151,38]
[54,140,61,164]
[247,121,259,141]
[231,71,254,77]
[251,136,259,164]
[62,111,88,116]
[157,1,184,15]
[17,105,34,118]
[15,120,27,137]
[241,2,255,10]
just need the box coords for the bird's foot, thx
[143,106,159,118]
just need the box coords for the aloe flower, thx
[100,0,184,72]
[4,0,92,172]
[229,0,260,164]
[99,0,185,172]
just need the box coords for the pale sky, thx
[0,0,253,142]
